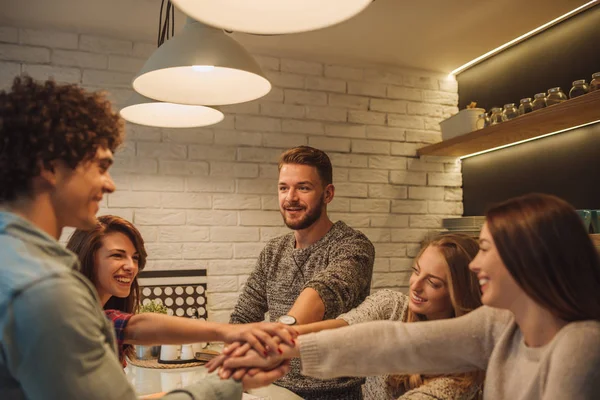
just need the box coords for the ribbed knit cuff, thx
[298,333,323,377]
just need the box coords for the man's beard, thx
[281,195,325,230]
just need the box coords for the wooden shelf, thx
[418,89,600,157]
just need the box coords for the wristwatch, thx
[277,315,297,326]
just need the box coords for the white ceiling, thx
[0,0,594,73]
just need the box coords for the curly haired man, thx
[0,76,286,399]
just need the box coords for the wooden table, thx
[125,350,302,399]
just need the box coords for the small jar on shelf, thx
[532,93,546,111]
[518,98,533,115]
[546,87,567,106]
[501,103,518,121]
[476,113,490,129]
[569,80,589,99]
[489,107,503,125]
[590,72,600,92]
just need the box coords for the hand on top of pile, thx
[220,322,297,357]
[206,340,283,375]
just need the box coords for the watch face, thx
[279,315,296,325]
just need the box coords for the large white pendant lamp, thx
[171,0,373,34]
[120,93,224,128]
[133,18,271,106]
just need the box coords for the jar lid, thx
[548,87,562,93]
[572,79,587,85]
[534,93,546,99]
[520,98,532,103]
[503,103,515,108]
[592,72,600,79]
[491,107,502,112]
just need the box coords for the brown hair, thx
[66,215,147,314]
[486,193,600,321]
[390,233,484,395]
[278,146,333,187]
[0,76,123,202]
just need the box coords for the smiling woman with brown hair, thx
[67,215,146,364]
[67,215,146,315]
[67,215,298,367]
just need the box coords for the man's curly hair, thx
[0,76,124,202]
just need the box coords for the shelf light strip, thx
[459,119,600,160]
[450,0,598,76]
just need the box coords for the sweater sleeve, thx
[304,235,375,319]
[299,306,511,379]
[338,290,408,325]
[229,248,269,324]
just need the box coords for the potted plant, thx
[139,299,168,315]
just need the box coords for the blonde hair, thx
[388,233,484,396]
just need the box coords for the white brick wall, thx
[1,26,462,322]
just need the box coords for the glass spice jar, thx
[590,72,600,92]
[518,98,533,115]
[489,107,503,125]
[569,80,589,99]
[546,87,567,106]
[501,103,518,121]
[532,93,546,111]
[476,113,490,129]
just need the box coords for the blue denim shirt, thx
[0,211,241,400]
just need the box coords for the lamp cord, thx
[158,0,176,47]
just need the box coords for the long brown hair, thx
[486,193,600,321]
[390,233,484,396]
[66,215,147,314]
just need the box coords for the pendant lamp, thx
[133,19,271,106]
[120,93,224,128]
[171,0,373,34]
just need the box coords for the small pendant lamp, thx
[120,93,224,128]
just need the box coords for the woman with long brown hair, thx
[214,193,600,399]
[67,215,296,366]
[218,233,484,399]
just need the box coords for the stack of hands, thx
[208,322,300,390]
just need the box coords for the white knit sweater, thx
[300,305,600,399]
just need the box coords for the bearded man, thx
[230,146,375,400]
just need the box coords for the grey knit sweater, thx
[339,290,480,400]
[300,306,600,400]
[230,221,375,400]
